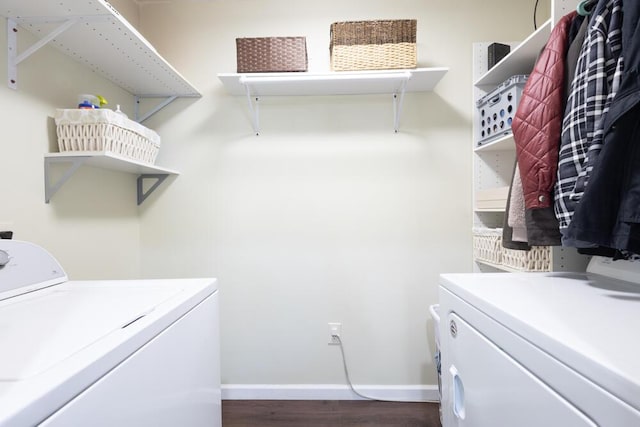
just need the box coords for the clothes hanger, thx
[577,0,597,16]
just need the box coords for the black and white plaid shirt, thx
[554,0,624,234]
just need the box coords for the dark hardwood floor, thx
[222,400,442,427]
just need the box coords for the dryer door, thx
[443,313,596,427]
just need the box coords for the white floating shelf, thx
[474,20,551,88]
[475,259,521,273]
[45,152,179,175]
[474,134,515,152]
[217,67,449,134]
[2,0,200,104]
[218,68,449,96]
[44,152,179,205]
[474,208,507,213]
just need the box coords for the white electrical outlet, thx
[328,322,341,345]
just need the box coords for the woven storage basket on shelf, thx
[236,36,308,73]
[54,109,161,165]
[329,19,417,71]
[501,246,552,272]
[472,228,503,265]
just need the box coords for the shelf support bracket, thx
[241,83,260,135]
[392,79,408,133]
[44,156,88,203]
[137,174,169,205]
[7,17,79,90]
[134,95,179,124]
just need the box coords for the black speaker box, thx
[488,43,511,69]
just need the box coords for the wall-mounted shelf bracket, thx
[134,95,179,124]
[137,174,169,205]
[392,79,408,133]
[44,152,178,205]
[44,155,88,203]
[238,74,409,134]
[7,17,79,89]
[242,83,260,135]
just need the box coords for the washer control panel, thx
[0,240,67,300]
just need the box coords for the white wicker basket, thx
[472,227,502,265]
[54,109,161,164]
[502,246,552,272]
[473,227,553,271]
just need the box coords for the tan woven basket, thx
[502,246,552,272]
[330,20,417,71]
[54,109,161,164]
[473,228,502,265]
[236,37,308,73]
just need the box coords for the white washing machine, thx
[0,240,221,427]
[438,257,640,427]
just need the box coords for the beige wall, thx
[135,0,547,388]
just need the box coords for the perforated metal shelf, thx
[2,0,200,98]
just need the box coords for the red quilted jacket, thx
[512,11,576,209]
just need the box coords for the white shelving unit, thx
[474,134,515,153]
[0,0,199,204]
[474,20,552,88]
[471,1,589,272]
[218,67,448,134]
[44,152,179,205]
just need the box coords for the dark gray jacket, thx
[565,0,640,253]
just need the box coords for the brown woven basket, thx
[330,20,417,71]
[236,36,308,73]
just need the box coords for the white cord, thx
[333,334,440,403]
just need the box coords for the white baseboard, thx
[222,384,440,402]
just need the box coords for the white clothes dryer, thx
[438,257,640,427]
[0,240,221,427]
